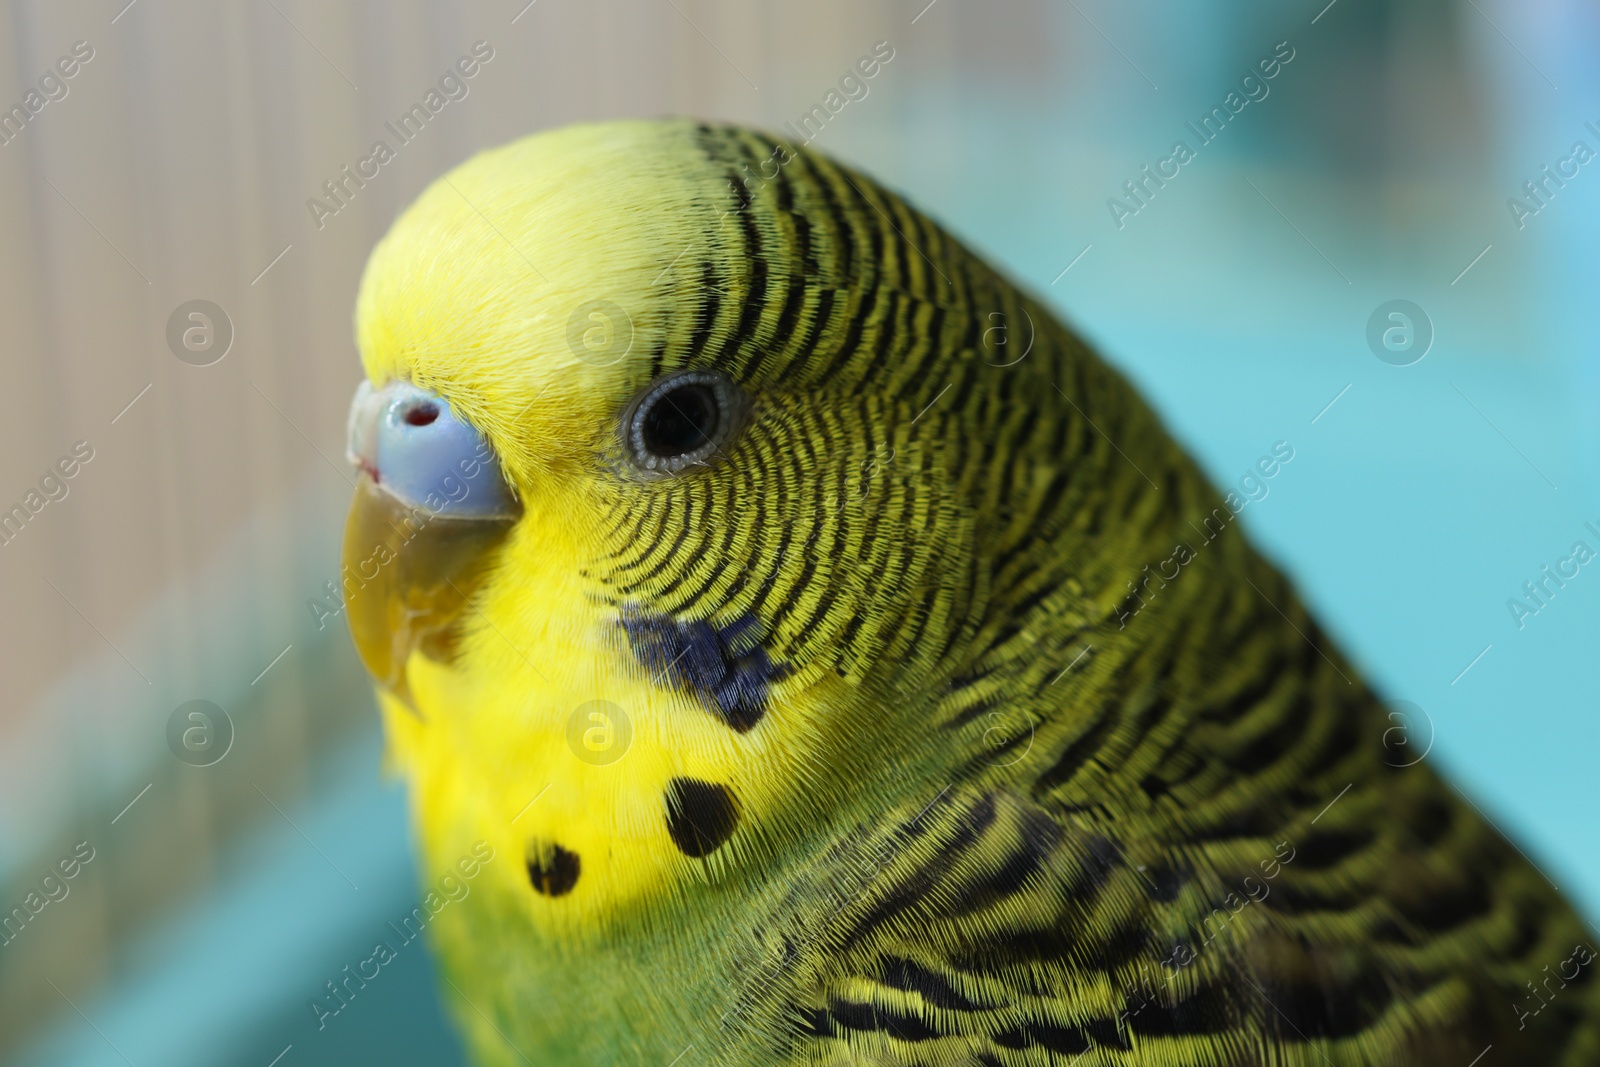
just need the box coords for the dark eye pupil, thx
[642,384,718,457]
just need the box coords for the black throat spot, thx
[664,777,740,858]
[620,610,786,732]
[525,841,581,897]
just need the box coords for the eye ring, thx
[620,368,744,477]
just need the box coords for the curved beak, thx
[342,381,520,704]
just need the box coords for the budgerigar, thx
[340,119,1598,1065]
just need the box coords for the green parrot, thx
[337,118,1599,1065]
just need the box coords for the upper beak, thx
[342,380,521,703]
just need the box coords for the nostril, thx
[403,401,440,427]
[355,383,518,519]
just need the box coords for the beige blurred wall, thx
[0,0,1057,743]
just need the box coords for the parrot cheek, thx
[341,474,515,704]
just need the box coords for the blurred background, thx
[0,0,1596,1063]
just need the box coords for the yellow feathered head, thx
[344,118,1096,933]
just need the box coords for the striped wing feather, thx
[670,127,1599,1066]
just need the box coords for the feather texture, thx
[350,119,1599,1065]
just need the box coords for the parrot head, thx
[342,119,1085,937]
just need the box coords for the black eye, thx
[623,369,743,476]
[642,383,717,456]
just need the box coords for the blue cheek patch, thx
[347,380,518,519]
[620,610,788,733]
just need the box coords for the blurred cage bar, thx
[1,0,1595,1063]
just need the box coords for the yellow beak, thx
[341,379,520,705]
[341,474,517,705]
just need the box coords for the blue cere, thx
[346,380,518,519]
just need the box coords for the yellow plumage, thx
[344,119,1599,1065]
